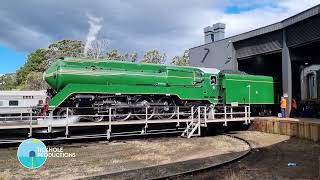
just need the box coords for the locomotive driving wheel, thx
[92,114,104,122]
[112,107,132,121]
[56,108,74,118]
[157,97,176,119]
[133,96,155,120]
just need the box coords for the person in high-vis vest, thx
[280,96,287,118]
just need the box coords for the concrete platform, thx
[253,117,320,142]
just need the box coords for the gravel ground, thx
[0,135,248,180]
[181,131,320,180]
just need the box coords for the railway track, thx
[153,135,252,180]
[81,134,252,180]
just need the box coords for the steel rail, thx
[150,134,252,180]
[81,134,252,180]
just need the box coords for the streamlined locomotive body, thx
[44,57,279,120]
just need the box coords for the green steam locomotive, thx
[44,57,280,120]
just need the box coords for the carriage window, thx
[210,76,217,85]
[0,101,3,106]
[38,100,44,105]
[9,100,18,106]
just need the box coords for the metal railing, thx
[0,105,251,139]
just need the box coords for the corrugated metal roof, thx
[0,91,46,96]
[191,4,320,49]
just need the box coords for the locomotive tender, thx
[44,57,280,120]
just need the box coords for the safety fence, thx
[0,105,251,139]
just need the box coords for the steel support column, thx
[282,29,292,116]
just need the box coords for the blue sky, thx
[224,3,279,14]
[0,0,318,74]
[0,44,25,74]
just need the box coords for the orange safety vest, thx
[281,98,287,109]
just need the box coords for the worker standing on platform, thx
[291,99,298,117]
[280,96,287,118]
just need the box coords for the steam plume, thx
[84,14,103,56]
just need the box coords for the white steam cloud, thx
[84,14,103,55]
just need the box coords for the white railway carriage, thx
[0,91,47,115]
[301,65,320,101]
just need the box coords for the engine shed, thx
[189,4,320,115]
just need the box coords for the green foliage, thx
[46,40,84,64]
[142,49,166,64]
[106,49,122,59]
[130,52,138,62]
[0,74,17,90]
[171,50,189,66]
[105,49,139,62]
[23,72,48,90]
[16,49,47,85]
[85,39,138,62]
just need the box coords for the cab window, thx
[210,76,217,85]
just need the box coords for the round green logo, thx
[17,138,47,169]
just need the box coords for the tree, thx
[0,74,17,90]
[130,52,138,62]
[85,39,108,59]
[119,52,140,62]
[45,39,84,64]
[142,49,166,64]
[106,49,122,60]
[16,49,47,85]
[23,72,47,90]
[171,50,189,66]
[13,40,85,90]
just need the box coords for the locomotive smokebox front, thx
[44,59,64,92]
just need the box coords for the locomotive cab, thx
[197,68,220,103]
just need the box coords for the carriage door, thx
[307,72,317,99]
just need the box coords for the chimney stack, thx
[204,23,226,44]
[204,26,214,44]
